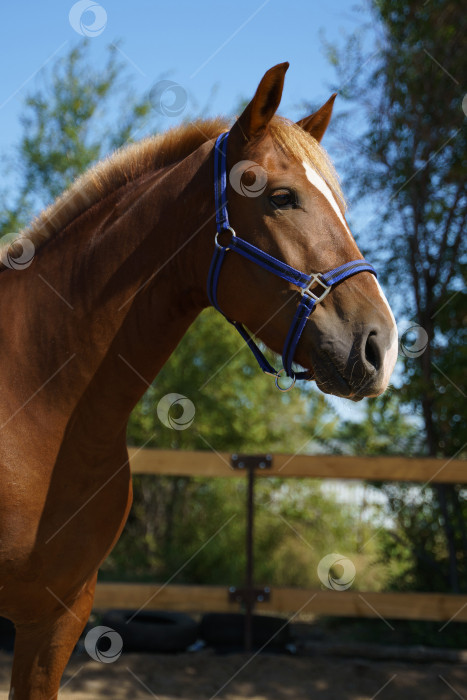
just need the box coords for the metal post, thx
[245,460,255,651]
[229,454,272,651]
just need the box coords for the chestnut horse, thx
[0,63,397,698]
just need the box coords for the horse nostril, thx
[364,332,381,372]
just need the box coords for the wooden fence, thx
[94,449,467,623]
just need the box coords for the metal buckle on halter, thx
[215,226,237,251]
[301,273,332,303]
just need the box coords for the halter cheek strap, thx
[207,131,377,391]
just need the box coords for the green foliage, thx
[330,392,467,594]
[404,272,467,457]
[325,391,422,456]
[128,307,336,453]
[103,472,386,590]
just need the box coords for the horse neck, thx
[0,141,215,445]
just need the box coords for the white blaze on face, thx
[302,160,398,390]
[375,278,399,387]
[302,161,352,238]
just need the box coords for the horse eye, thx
[269,189,295,209]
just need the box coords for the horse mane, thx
[1,115,345,270]
[4,118,229,264]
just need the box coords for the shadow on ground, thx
[1,650,466,699]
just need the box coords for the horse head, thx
[210,63,397,398]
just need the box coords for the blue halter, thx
[207,131,377,391]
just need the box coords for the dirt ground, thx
[1,649,466,700]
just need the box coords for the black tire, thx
[101,609,199,653]
[0,616,15,652]
[200,612,290,650]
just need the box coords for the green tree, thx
[328,393,456,592]
[323,0,467,591]
[325,391,422,457]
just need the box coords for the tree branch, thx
[434,182,466,281]
[435,207,467,305]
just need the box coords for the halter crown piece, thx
[207,131,377,391]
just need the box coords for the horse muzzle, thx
[305,321,397,399]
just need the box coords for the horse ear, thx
[234,62,289,141]
[296,93,337,142]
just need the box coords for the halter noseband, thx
[207,131,376,391]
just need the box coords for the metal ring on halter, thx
[274,368,296,392]
[215,226,237,251]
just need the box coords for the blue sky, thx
[0,1,371,153]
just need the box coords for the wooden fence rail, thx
[94,583,467,623]
[127,447,466,483]
[94,448,467,622]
